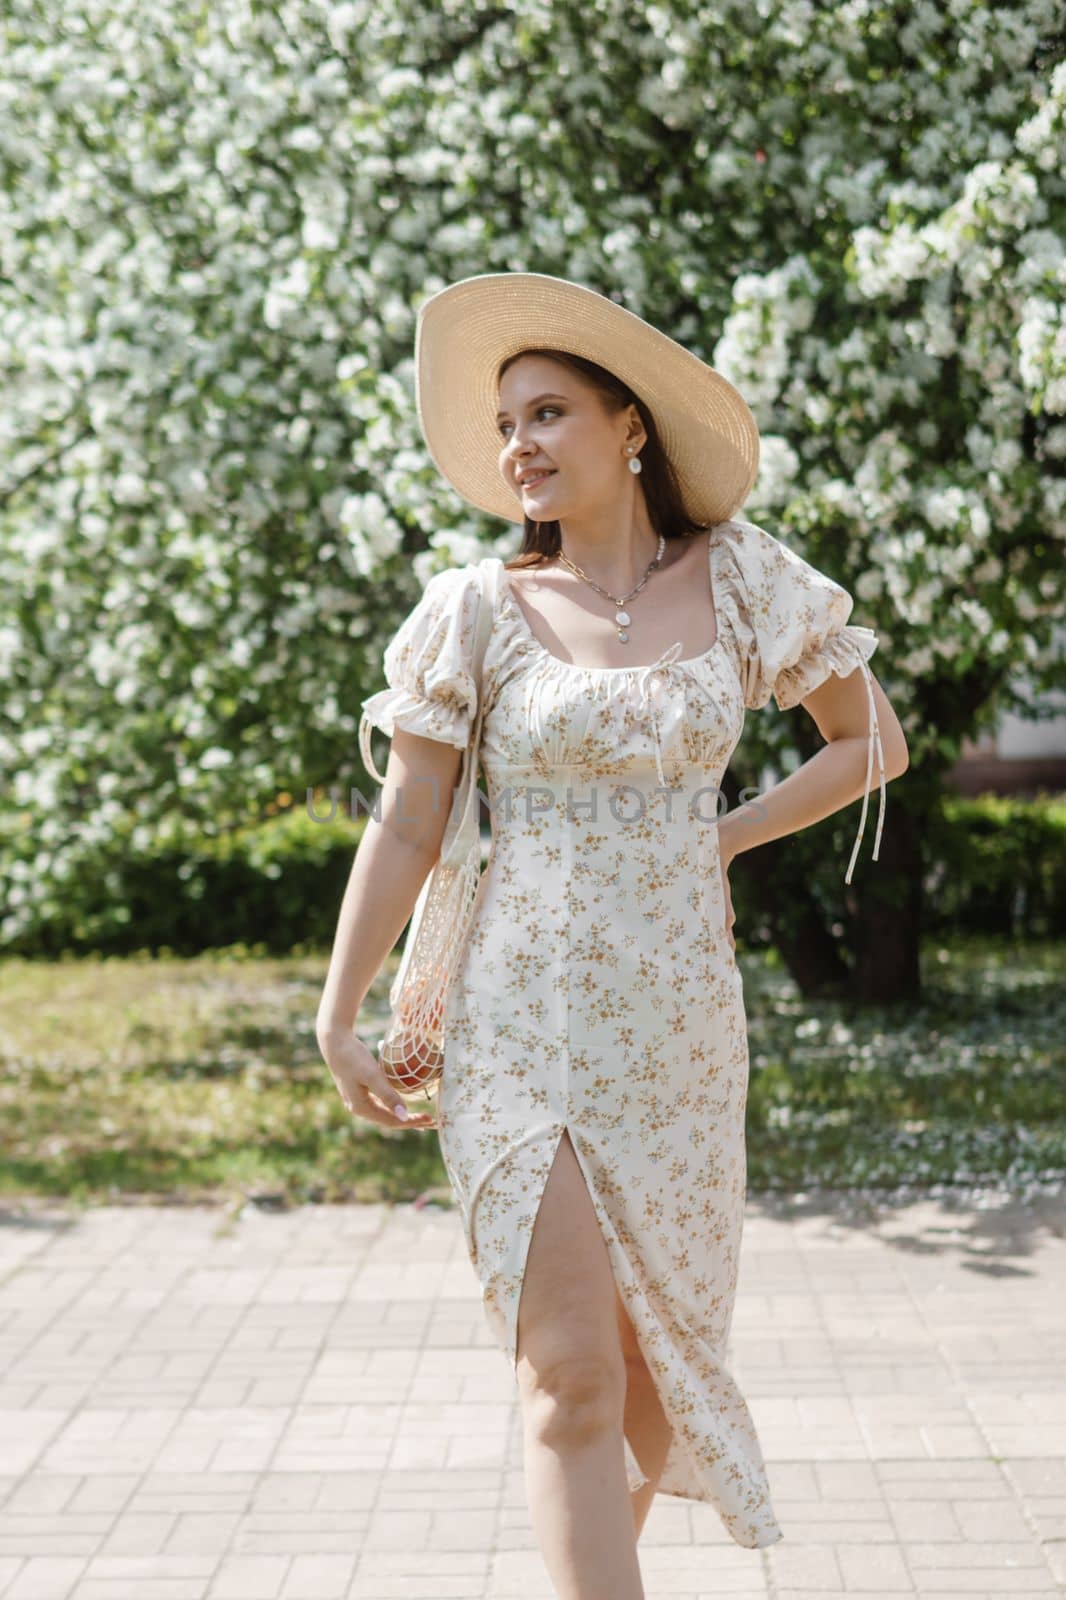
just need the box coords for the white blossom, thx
[1,0,1062,943]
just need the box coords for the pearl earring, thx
[626,449,642,475]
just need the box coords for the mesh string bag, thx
[359,557,501,1097]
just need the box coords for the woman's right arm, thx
[315,728,464,1130]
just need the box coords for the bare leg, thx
[613,1284,674,1541]
[515,1130,645,1600]
[623,1357,674,1540]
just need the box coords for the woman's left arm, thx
[718,666,909,867]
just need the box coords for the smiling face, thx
[495,353,645,522]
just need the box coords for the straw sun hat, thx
[414,271,760,530]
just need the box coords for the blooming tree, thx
[1,0,1062,991]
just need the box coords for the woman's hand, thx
[317,1023,437,1131]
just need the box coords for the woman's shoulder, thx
[708,516,782,630]
[712,515,851,611]
[712,515,799,575]
[391,560,499,636]
[414,559,487,603]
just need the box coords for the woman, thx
[316,273,909,1599]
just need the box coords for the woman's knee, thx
[513,1130,627,1440]
[519,1349,626,1448]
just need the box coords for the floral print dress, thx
[358,517,886,1550]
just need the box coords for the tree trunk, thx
[723,767,925,1004]
[850,789,924,1004]
[721,768,851,997]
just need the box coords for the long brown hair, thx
[496,349,710,572]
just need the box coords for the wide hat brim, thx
[415,272,760,529]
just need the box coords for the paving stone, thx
[766,1541,844,1588]
[4,1556,87,1599]
[836,1543,913,1589]
[0,1188,1061,1599]
[72,1552,216,1599]
[206,1554,289,1598]
[278,1553,354,1598]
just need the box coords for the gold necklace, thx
[555,534,666,644]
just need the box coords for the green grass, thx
[0,936,1062,1211]
[0,948,445,1213]
[742,938,1065,1192]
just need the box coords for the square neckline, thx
[497,526,728,675]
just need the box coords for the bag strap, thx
[438,557,501,866]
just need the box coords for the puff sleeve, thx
[717,518,887,886]
[358,565,481,783]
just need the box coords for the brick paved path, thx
[0,1186,1063,1599]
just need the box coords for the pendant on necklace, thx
[615,608,630,644]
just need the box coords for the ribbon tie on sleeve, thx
[633,630,886,883]
[841,637,887,886]
[359,707,388,785]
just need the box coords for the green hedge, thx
[0,802,358,958]
[0,792,1062,958]
[920,793,1065,940]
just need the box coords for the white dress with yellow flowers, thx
[358,517,885,1550]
